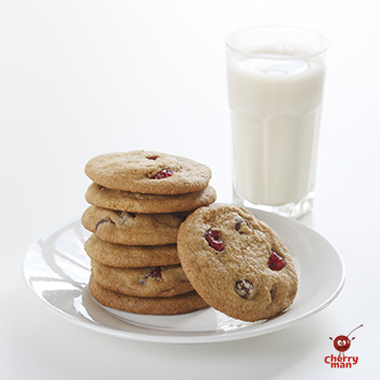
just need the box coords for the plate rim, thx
[23,207,346,344]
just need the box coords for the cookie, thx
[84,234,180,268]
[84,151,212,195]
[177,204,298,322]
[91,260,192,297]
[89,276,208,315]
[85,182,217,214]
[82,206,188,245]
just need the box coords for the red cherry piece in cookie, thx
[268,251,285,271]
[153,169,174,179]
[139,266,163,285]
[205,230,223,252]
[147,155,159,160]
[148,266,162,280]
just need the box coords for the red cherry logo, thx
[333,335,351,352]
[329,324,363,353]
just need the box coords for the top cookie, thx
[85,151,212,195]
[177,204,298,322]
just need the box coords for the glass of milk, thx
[226,26,329,218]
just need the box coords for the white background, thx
[1,0,379,379]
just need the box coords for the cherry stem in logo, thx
[347,324,363,338]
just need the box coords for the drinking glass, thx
[226,26,329,218]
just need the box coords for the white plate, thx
[23,208,345,344]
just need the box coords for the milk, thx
[227,46,326,210]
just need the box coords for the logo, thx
[324,324,363,369]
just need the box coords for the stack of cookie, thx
[81,151,216,315]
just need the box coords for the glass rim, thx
[225,25,329,60]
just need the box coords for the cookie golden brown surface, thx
[84,234,180,267]
[177,204,298,322]
[85,182,216,213]
[89,276,208,315]
[85,151,212,195]
[91,260,193,298]
[82,206,188,245]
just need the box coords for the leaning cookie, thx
[82,206,188,245]
[85,182,217,214]
[84,235,180,267]
[85,151,212,195]
[89,276,208,315]
[91,260,193,298]
[177,204,298,322]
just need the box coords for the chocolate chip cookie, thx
[84,234,180,267]
[85,151,212,195]
[177,204,298,322]
[91,261,193,298]
[89,276,208,315]
[85,182,216,213]
[82,205,188,245]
